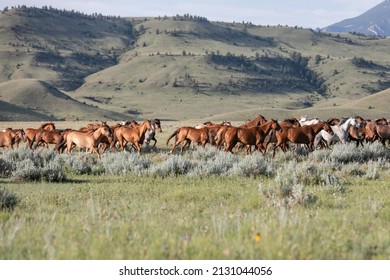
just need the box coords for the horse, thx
[348,116,366,147]
[144,119,162,148]
[114,120,153,154]
[166,126,209,155]
[24,122,56,148]
[0,129,26,149]
[65,122,113,159]
[264,117,301,151]
[299,116,320,126]
[314,117,359,148]
[31,129,71,150]
[223,119,281,155]
[364,118,388,143]
[374,123,390,146]
[272,121,334,157]
[348,125,366,147]
[240,115,267,128]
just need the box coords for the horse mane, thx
[39,122,55,128]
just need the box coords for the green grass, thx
[1,169,390,260]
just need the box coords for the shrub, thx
[3,148,66,182]
[230,154,273,177]
[100,153,151,175]
[0,188,20,211]
[149,155,193,177]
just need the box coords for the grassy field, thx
[1,139,390,260]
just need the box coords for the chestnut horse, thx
[272,121,334,157]
[240,115,267,128]
[0,129,26,149]
[223,119,281,155]
[114,120,153,154]
[65,122,113,159]
[24,122,56,148]
[166,126,209,155]
[31,129,71,150]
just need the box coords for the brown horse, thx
[272,121,334,157]
[223,119,281,155]
[31,129,71,150]
[166,126,209,154]
[0,129,26,149]
[374,123,390,146]
[114,120,153,154]
[65,122,113,159]
[363,118,388,142]
[264,117,302,152]
[24,122,56,148]
[240,115,267,128]
[348,125,365,147]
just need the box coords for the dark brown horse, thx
[0,129,26,149]
[114,120,153,154]
[166,126,209,155]
[223,119,281,155]
[65,122,113,159]
[272,121,334,157]
[24,122,56,148]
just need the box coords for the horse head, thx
[270,119,282,131]
[322,122,334,135]
[152,119,162,132]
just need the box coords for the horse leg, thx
[168,139,182,155]
[180,140,190,154]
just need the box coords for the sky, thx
[1,0,384,29]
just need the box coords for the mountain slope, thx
[322,1,390,37]
[0,79,127,121]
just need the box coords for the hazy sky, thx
[2,0,384,28]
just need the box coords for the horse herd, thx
[0,115,389,158]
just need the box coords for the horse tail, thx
[166,128,180,145]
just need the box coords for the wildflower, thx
[254,233,261,242]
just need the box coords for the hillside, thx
[1,7,390,121]
[0,79,127,121]
[322,1,390,37]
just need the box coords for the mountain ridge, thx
[322,0,390,37]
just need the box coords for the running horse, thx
[114,120,153,154]
[24,122,56,149]
[0,129,26,149]
[272,121,334,157]
[65,122,113,159]
[166,126,209,155]
[144,119,162,148]
[31,129,71,150]
[223,119,282,155]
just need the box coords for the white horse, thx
[314,117,359,148]
[299,116,321,126]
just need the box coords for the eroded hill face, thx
[1,7,390,121]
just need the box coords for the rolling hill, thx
[0,79,127,121]
[0,6,390,121]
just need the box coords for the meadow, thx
[1,140,390,260]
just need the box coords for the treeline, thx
[208,51,326,95]
[3,5,126,22]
